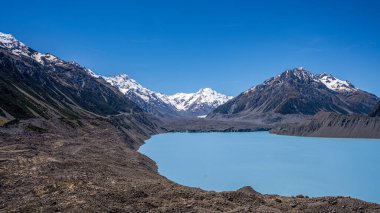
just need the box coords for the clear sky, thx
[1,0,379,96]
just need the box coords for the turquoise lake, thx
[139,132,380,204]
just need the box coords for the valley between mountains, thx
[1,32,380,212]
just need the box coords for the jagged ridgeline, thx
[0,32,141,121]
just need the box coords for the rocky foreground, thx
[1,116,379,213]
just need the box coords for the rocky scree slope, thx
[272,101,380,138]
[271,111,380,138]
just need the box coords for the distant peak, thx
[0,32,26,47]
[197,88,215,93]
[290,67,310,73]
[0,32,25,47]
[262,68,358,93]
[115,74,129,80]
[104,74,130,81]
[281,68,314,79]
[0,32,16,41]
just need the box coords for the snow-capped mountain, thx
[246,67,357,94]
[0,32,142,120]
[103,74,178,117]
[103,74,233,117]
[0,32,61,64]
[0,32,232,118]
[0,32,96,76]
[0,32,32,57]
[211,67,378,117]
[166,88,233,116]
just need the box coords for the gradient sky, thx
[1,0,379,96]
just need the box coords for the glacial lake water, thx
[139,131,380,204]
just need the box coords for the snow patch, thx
[318,73,357,92]
[86,69,100,78]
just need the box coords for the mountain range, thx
[1,31,379,129]
[210,67,378,119]
[0,32,144,123]
[103,74,232,118]
[1,31,380,211]
[0,32,232,119]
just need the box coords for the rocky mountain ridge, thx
[210,67,378,119]
[0,32,147,126]
[0,32,232,119]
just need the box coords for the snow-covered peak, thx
[0,32,31,57]
[284,68,316,79]
[167,88,233,111]
[0,32,20,45]
[0,32,74,67]
[103,74,233,115]
[104,74,141,94]
[245,68,358,94]
[196,87,220,96]
[102,74,169,103]
[317,73,357,92]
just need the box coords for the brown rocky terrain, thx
[1,116,380,212]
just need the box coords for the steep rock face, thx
[210,68,378,118]
[104,75,232,117]
[0,33,141,122]
[369,101,380,117]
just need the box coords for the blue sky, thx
[1,0,379,96]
